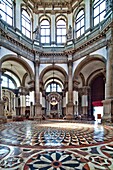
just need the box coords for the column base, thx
[34,103,42,120]
[102,99,113,123]
[66,103,74,119]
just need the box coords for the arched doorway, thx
[91,74,105,122]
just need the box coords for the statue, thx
[66,25,72,40]
[33,25,40,40]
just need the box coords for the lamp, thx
[50,96,58,105]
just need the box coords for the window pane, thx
[1,12,5,20]
[94,6,99,17]
[94,16,99,26]
[100,2,106,13]
[45,37,50,43]
[57,29,61,35]
[77,30,80,38]
[41,29,45,35]
[76,22,80,30]
[81,27,84,35]
[26,31,30,38]
[81,19,84,27]
[7,16,12,25]
[45,29,50,35]
[22,27,25,34]
[22,19,25,26]
[26,22,30,30]
[1,3,5,11]
[100,12,105,22]
[62,36,66,43]
[57,37,61,43]
[62,29,66,35]
[41,37,45,43]
[7,6,12,16]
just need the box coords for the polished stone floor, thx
[0,120,113,169]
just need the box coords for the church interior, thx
[0,0,113,169]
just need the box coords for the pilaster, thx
[103,38,113,123]
[34,58,42,119]
[66,56,74,119]
[18,86,28,116]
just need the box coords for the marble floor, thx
[0,120,113,170]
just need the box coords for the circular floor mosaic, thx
[0,121,113,148]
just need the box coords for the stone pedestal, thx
[34,103,42,120]
[66,103,74,119]
[102,99,113,123]
[20,107,26,116]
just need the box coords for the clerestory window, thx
[75,9,85,38]
[93,0,106,26]
[40,19,50,44]
[46,82,62,92]
[56,19,66,44]
[21,9,31,38]
[0,0,13,26]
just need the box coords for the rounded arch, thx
[86,68,106,86]
[73,55,106,80]
[21,3,33,18]
[40,65,68,87]
[39,15,51,24]
[55,14,67,23]
[1,54,34,80]
[73,5,85,19]
[40,65,68,79]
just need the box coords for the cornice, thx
[0,28,34,61]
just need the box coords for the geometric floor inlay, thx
[0,120,113,170]
[0,121,113,148]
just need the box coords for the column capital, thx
[67,54,73,63]
[34,52,40,61]
[35,60,40,66]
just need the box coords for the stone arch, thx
[1,54,34,80]
[40,64,68,82]
[73,55,106,81]
[40,64,68,92]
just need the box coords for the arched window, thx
[1,75,17,89]
[21,9,31,38]
[40,19,50,44]
[56,19,66,44]
[75,9,85,38]
[93,0,106,26]
[0,0,13,26]
[46,82,62,92]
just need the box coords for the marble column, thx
[34,60,42,118]
[81,86,90,118]
[18,86,27,116]
[102,38,113,123]
[20,95,26,116]
[66,59,74,119]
